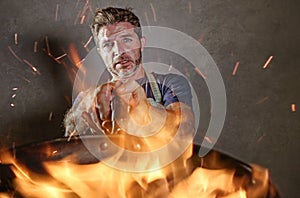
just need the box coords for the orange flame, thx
[0,142,275,198]
[63,43,88,94]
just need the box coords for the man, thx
[64,7,194,151]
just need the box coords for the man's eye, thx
[123,38,132,43]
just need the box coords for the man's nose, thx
[112,41,125,57]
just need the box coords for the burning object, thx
[0,136,279,198]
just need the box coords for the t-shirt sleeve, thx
[161,74,193,108]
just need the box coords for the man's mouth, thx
[114,59,133,70]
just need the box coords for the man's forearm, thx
[124,102,194,150]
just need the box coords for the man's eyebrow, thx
[119,33,134,38]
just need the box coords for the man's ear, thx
[140,36,146,52]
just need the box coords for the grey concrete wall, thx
[0,0,299,197]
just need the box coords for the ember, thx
[23,59,41,75]
[55,53,67,60]
[194,67,207,80]
[14,33,18,45]
[291,103,296,112]
[149,3,157,22]
[55,4,59,21]
[34,41,38,53]
[232,61,240,76]
[45,36,51,55]
[263,56,273,69]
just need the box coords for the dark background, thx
[0,0,299,197]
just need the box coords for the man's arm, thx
[64,79,195,152]
[111,80,195,150]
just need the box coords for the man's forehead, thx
[98,22,136,39]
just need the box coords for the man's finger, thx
[88,105,103,130]
[95,83,115,120]
[81,111,102,134]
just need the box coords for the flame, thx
[0,141,274,198]
[0,193,11,198]
[62,43,88,94]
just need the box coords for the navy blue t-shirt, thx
[136,73,193,108]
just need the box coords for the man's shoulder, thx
[152,72,188,84]
[152,72,185,79]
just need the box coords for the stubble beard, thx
[110,51,142,81]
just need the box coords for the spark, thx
[194,67,207,79]
[18,75,31,83]
[204,136,213,144]
[188,1,192,14]
[83,36,93,48]
[291,103,296,112]
[82,42,90,53]
[52,150,58,154]
[34,41,38,53]
[263,56,273,69]
[80,15,86,24]
[75,1,89,25]
[149,3,157,22]
[144,12,150,26]
[14,33,18,45]
[10,103,15,107]
[49,112,53,121]
[43,49,62,64]
[257,134,266,142]
[23,59,41,75]
[12,94,16,98]
[55,4,59,21]
[76,58,85,67]
[45,36,51,55]
[55,53,67,60]
[256,96,269,104]
[168,64,173,71]
[232,61,240,76]
[8,46,23,63]
[12,87,18,91]
[81,1,89,16]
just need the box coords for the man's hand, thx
[114,80,150,127]
[64,82,117,136]
[64,79,194,152]
[112,80,168,137]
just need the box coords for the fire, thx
[0,138,277,198]
[61,43,88,94]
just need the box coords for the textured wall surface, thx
[0,0,299,197]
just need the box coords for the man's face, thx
[96,22,145,80]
